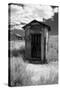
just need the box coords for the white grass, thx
[9,36,58,86]
[10,57,58,86]
[10,40,25,50]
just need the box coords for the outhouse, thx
[23,20,51,64]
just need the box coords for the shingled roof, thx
[23,20,51,31]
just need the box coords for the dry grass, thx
[47,35,58,62]
[9,38,58,86]
[10,56,58,86]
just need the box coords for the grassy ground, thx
[9,40,58,86]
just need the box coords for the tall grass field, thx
[9,35,58,86]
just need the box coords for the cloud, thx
[9,4,58,29]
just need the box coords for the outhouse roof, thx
[23,20,51,31]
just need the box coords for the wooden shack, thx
[23,20,51,64]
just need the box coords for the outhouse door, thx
[31,33,41,59]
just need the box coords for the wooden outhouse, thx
[23,20,51,64]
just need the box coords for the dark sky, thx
[45,13,58,35]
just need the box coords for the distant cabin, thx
[23,20,51,64]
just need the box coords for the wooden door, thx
[31,34,41,59]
